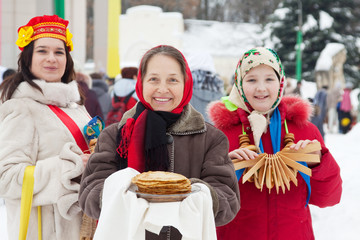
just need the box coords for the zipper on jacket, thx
[167,126,207,173]
[166,133,175,173]
[165,127,207,238]
[167,226,171,240]
[167,127,206,136]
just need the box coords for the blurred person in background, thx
[111,66,139,101]
[1,68,16,85]
[187,51,224,123]
[338,82,353,134]
[327,82,343,133]
[283,79,295,96]
[310,85,328,138]
[90,72,112,121]
[75,72,104,119]
[105,67,139,126]
[293,80,302,97]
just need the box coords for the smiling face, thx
[142,54,185,112]
[242,64,280,112]
[30,38,67,82]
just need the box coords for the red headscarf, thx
[117,45,193,172]
[135,45,193,114]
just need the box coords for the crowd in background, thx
[308,82,357,137]
[283,78,359,139]
[1,62,359,135]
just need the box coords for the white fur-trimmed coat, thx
[0,80,90,240]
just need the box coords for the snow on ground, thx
[311,123,360,240]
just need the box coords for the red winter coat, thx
[208,96,342,240]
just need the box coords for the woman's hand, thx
[229,148,258,161]
[289,139,322,167]
[80,153,91,168]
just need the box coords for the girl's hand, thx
[80,153,91,168]
[289,139,322,167]
[229,148,258,161]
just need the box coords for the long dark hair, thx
[0,40,85,104]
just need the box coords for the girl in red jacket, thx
[208,47,342,240]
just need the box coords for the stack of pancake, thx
[131,171,191,195]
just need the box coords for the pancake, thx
[132,171,191,195]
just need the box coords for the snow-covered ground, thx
[310,123,360,240]
[1,124,360,239]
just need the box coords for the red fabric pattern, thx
[117,118,135,158]
[126,111,147,172]
[48,105,90,154]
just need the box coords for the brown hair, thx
[139,45,187,82]
[90,72,103,80]
[0,40,84,104]
[121,67,138,79]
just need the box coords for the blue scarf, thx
[235,107,311,206]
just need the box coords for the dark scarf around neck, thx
[116,102,181,171]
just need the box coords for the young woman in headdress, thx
[0,15,90,239]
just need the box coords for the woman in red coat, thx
[208,47,342,240]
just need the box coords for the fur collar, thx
[120,103,206,134]
[207,96,313,130]
[12,80,80,107]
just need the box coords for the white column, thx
[1,0,37,68]
[93,0,108,73]
[65,0,86,71]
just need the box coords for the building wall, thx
[93,0,108,73]
[119,5,184,67]
[1,0,37,68]
[117,6,238,85]
[66,0,86,71]
[36,0,53,14]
